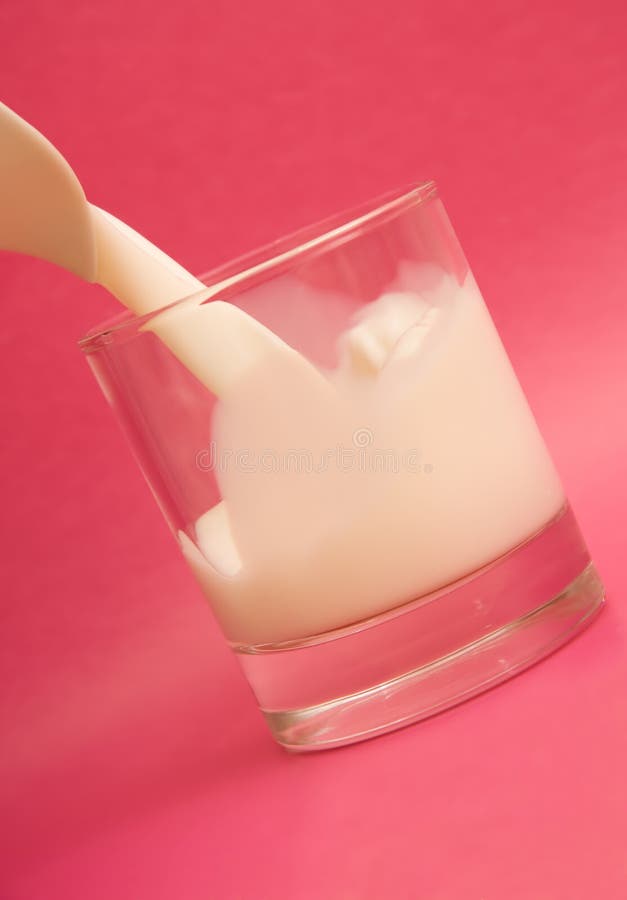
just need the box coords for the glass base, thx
[236,506,605,752]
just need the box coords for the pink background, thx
[1,1,627,897]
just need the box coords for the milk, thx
[181,272,564,646]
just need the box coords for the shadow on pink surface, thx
[0,577,280,879]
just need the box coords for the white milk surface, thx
[180,271,564,645]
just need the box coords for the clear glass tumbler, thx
[80,183,604,751]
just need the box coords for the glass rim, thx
[79,179,437,351]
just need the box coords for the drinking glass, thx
[80,183,604,751]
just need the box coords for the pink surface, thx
[1,1,626,897]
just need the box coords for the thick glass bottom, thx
[235,506,605,751]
